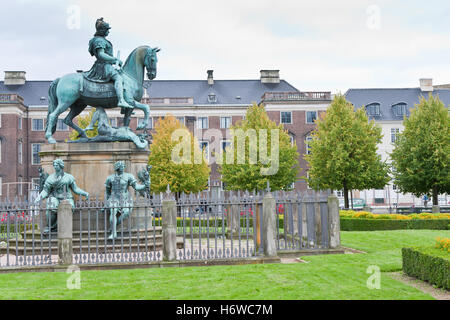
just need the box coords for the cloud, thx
[1,0,450,92]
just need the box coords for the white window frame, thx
[199,141,210,161]
[0,114,2,128]
[390,128,400,143]
[31,143,41,165]
[289,135,295,146]
[306,111,317,124]
[0,176,2,196]
[32,118,45,131]
[56,119,69,131]
[221,139,231,152]
[280,111,292,124]
[306,171,312,190]
[18,116,22,130]
[197,117,209,129]
[305,135,313,155]
[32,178,40,190]
[220,116,232,129]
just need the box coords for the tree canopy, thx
[219,103,299,192]
[148,115,210,194]
[305,94,390,208]
[390,94,450,205]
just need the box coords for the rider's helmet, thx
[95,17,111,36]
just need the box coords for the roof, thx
[345,87,450,121]
[0,79,299,107]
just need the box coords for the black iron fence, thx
[0,190,339,269]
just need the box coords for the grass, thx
[0,230,448,299]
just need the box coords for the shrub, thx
[340,218,449,231]
[402,247,449,290]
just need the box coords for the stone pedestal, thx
[39,142,151,232]
[40,142,149,200]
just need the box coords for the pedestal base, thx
[39,142,151,231]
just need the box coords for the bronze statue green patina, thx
[105,161,149,239]
[87,18,132,110]
[35,159,89,234]
[75,107,149,149]
[45,17,160,146]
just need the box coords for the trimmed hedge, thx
[402,247,450,290]
[340,218,449,231]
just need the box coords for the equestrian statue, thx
[45,17,160,148]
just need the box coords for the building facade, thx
[345,78,450,207]
[0,70,331,200]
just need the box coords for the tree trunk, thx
[343,183,349,209]
[350,190,354,210]
[432,186,438,206]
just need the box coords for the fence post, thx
[327,194,341,249]
[262,192,277,257]
[162,193,177,261]
[57,199,73,265]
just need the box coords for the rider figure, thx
[87,17,134,110]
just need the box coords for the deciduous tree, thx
[305,94,390,208]
[391,94,449,205]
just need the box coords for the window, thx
[220,117,231,129]
[56,119,68,131]
[306,111,317,124]
[18,177,23,196]
[365,103,380,116]
[18,141,23,164]
[18,117,22,130]
[281,111,292,124]
[176,117,185,125]
[392,184,397,191]
[0,177,2,196]
[197,117,208,129]
[32,178,40,190]
[305,135,313,154]
[199,141,209,160]
[392,103,407,116]
[289,134,295,146]
[138,117,153,129]
[32,143,41,165]
[391,128,400,143]
[208,93,217,103]
[221,140,231,152]
[32,119,44,131]
[336,190,344,197]
[306,171,312,190]
[110,118,117,127]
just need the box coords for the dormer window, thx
[365,103,380,116]
[208,93,217,103]
[392,103,407,116]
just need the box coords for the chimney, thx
[207,70,214,85]
[419,78,433,92]
[4,71,26,85]
[260,70,280,84]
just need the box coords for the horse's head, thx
[144,47,160,80]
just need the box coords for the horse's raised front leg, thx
[133,100,150,130]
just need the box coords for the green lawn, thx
[0,230,448,300]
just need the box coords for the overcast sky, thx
[1,0,450,93]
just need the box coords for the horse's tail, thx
[46,78,60,135]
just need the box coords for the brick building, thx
[0,70,331,200]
